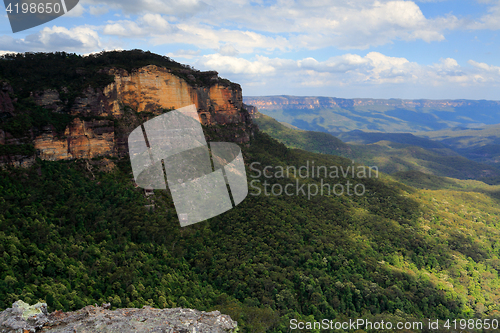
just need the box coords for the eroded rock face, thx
[34,119,115,161]
[0,65,256,167]
[0,301,237,333]
[69,65,245,127]
[33,89,64,112]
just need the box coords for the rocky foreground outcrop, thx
[0,301,237,333]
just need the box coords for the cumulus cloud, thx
[89,6,109,16]
[11,0,497,55]
[195,52,500,98]
[197,52,417,84]
[103,14,176,37]
[195,51,500,92]
[101,14,290,53]
[218,44,239,56]
[197,54,277,74]
[83,0,464,51]
[81,0,208,16]
[467,60,500,84]
[432,58,464,77]
[189,0,457,49]
[0,26,104,53]
[162,24,290,52]
[166,49,201,59]
[467,2,500,30]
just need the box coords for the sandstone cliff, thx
[67,65,245,125]
[0,63,256,167]
[0,300,237,333]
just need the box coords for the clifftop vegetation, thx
[0,50,231,98]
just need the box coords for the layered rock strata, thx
[0,65,256,166]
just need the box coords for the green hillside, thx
[2,130,500,332]
[415,125,500,169]
[251,113,352,156]
[415,124,500,148]
[254,113,500,181]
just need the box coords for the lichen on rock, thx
[0,300,49,332]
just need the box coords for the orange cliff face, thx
[35,119,114,161]
[70,65,245,125]
[0,65,254,166]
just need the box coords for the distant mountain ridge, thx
[244,95,500,110]
[243,95,500,133]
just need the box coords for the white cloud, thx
[0,26,104,53]
[192,0,456,49]
[89,6,109,16]
[103,14,175,37]
[197,54,277,74]
[87,0,463,51]
[101,15,290,53]
[6,0,496,57]
[166,49,201,59]
[469,60,497,72]
[80,0,208,16]
[161,24,290,52]
[195,52,500,94]
[467,2,500,30]
[218,44,239,56]
[103,21,145,37]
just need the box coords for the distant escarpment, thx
[243,95,500,133]
[244,95,500,111]
[0,51,256,167]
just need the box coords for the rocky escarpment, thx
[0,58,257,167]
[0,301,237,333]
[46,65,245,125]
[243,95,500,110]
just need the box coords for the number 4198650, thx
[6,2,62,14]
[444,318,499,330]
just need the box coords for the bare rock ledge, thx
[0,301,237,333]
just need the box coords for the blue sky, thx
[2,0,500,100]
